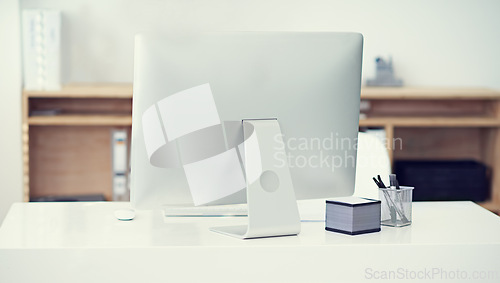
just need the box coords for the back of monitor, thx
[130,32,363,209]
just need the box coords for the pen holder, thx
[379,186,413,227]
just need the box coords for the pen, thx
[390,174,409,223]
[377,175,386,188]
[374,176,397,223]
[373,177,383,188]
[377,174,409,224]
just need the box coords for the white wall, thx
[0,0,23,224]
[20,0,500,88]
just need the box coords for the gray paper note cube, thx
[326,197,381,235]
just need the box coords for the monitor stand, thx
[210,119,301,239]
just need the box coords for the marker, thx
[389,174,397,189]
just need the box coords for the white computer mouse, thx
[114,208,135,221]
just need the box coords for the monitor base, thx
[210,225,298,239]
[210,119,301,239]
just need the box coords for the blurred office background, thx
[1,0,499,222]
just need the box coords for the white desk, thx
[1,201,499,283]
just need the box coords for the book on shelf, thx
[112,129,129,201]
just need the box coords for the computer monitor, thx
[130,32,363,237]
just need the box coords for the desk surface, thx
[0,200,499,248]
[1,201,499,283]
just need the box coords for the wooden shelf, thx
[359,117,500,127]
[28,115,132,126]
[23,83,133,98]
[361,87,500,100]
[22,83,134,202]
[25,85,500,100]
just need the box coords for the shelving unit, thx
[360,117,500,127]
[28,115,132,126]
[22,84,500,213]
[22,84,133,201]
[360,87,500,214]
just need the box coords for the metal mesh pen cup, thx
[379,186,413,227]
